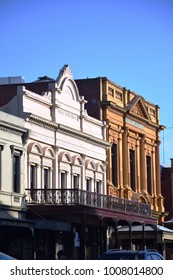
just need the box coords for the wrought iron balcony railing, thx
[25,188,151,216]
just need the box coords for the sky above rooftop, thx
[0,0,173,165]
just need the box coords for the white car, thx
[0,252,16,260]
[99,249,164,260]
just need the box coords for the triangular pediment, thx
[126,96,150,120]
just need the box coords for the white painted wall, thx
[0,111,28,217]
[0,65,109,199]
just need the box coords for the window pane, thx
[86,178,91,192]
[130,149,135,191]
[111,143,118,187]
[96,181,100,193]
[30,165,37,189]
[73,174,79,189]
[44,168,50,189]
[13,154,20,193]
[146,155,152,195]
[61,172,67,188]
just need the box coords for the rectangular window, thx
[73,174,79,189]
[13,153,20,193]
[146,155,152,195]
[61,171,67,204]
[108,87,114,96]
[30,164,37,190]
[61,171,67,189]
[96,181,101,193]
[111,143,118,187]
[150,108,155,117]
[43,167,50,203]
[116,91,122,100]
[86,178,92,206]
[129,149,135,191]
[44,168,50,189]
[96,180,101,207]
[86,178,91,192]
[30,164,37,200]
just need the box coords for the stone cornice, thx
[29,114,57,130]
[29,114,110,148]
[57,124,110,148]
[0,120,28,136]
[101,101,160,129]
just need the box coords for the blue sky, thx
[0,0,173,165]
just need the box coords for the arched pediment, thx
[131,193,150,204]
[43,146,55,159]
[138,195,149,204]
[27,142,43,155]
[85,159,96,170]
[96,162,105,172]
[72,155,83,166]
[56,65,80,102]
[58,151,72,163]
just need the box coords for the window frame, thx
[111,143,118,187]
[13,151,21,193]
[129,149,136,191]
[146,155,152,195]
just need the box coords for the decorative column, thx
[151,145,157,210]
[140,135,147,194]
[81,154,86,190]
[80,96,87,132]
[103,161,107,195]
[107,142,112,195]
[28,161,31,191]
[155,140,164,214]
[136,136,140,193]
[50,166,53,189]
[122,127,129,198]
[53,145,59,188]
[118,130,124,198]
[36,162,41,202]
[41,156,43,189]
[102,121,107,141]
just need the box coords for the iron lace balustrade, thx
[25,188,151,216]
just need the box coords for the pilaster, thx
[140,135,147,194]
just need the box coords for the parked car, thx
[0,252,16,260]
[99,249,164,260]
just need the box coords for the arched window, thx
[58,151,72,189]
[72,155,83,189]
[27,142,43,202]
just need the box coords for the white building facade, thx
[0,65,158,259]
[0,111,31,259]
[0,65,109,259]
[1,66,108,204]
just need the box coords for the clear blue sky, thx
[0,0,173,165]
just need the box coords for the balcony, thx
[25,188,151,217]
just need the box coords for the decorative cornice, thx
[28,114,109,148]
[0,124,22,136]
[29,115,56,130]
[101,100,160,129]
[57,124,109,147]
[0,122,28,137]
